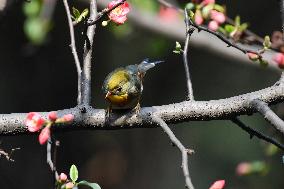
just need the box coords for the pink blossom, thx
[65,182,74,189]
[158,6,179,22]
[38,127,50,145]
[59,173,68,182]
[201,0,215,5]
[48,111,58,121]
[25,112,45,132]
[194,10,203,25]
[208,20,219,31]
[209,180,225,189]
[236,162,251,176]
[62,114,74,122]
[210,10,225,24]
[247,52,259,61]
[273,53,284,68]
[108,0,130,25]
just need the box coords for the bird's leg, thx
[134,102,141,115]
[105,105,112,123]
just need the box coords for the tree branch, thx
[250,99,284,135]
[87,0,126,26]
[62,0,82,104]
[183,8,194,101]
[231,117,284,150]
[95,0,279,70]
[80,0,98,105]
[1,78,284,136]
[47,138,59,184]
[152,116,194,189]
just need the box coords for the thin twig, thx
[152,116,195,189]
[81,0,97,105]
[62,0,82,104]
[231,117,284,151]
[187,18,261,57]
[158,0,261,57]
[250,99,284,135]
[87,0,126,26]
[0,147,20,162]
[47,138,59,187]
[183,8,194,101]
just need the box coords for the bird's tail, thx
[138,58,164,74]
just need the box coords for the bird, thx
[102,59,163,115]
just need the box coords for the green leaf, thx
[72,7,81,19]
[239,23,249,31]
[217,26,226,34]
[263,35,271,49]
[23,0,41,17]
[259,59,268,67]
[69,164,79,183]
[234,15,241,27]
[173,50,181,54]
[77,8,89,23]
[185,3,195,11]
[175,41,181,50]
[224,24,235,33]
[24,17,50,45]
[189,10,195,19]
[78,180,101,189]
[201,4,214,18]
[213,4,225,13]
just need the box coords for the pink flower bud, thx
[48,111,58,121]
[59,173,68,182]
[65,182,74,189]
[210,10,225,24]
[108,0,130,25]
[247,52,259,61]
[273,53,284,68]
[202,0,215,5]
[25,112,45,132]
[208,20,219,31]
[39,127,50,145]
[194,10,203,25]
[158,7,179,22]
[236,162,252,176]
[209,180,225,189]
[63,114,74,122]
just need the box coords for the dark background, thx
[0,0,283,189]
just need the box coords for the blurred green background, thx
[0,0,283,189]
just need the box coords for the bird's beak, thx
[105,91,112,99]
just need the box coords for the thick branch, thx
[152,116,194,189]
[81,0,97,105]
[1,79,284,135]
[250,99,284,135]
[63,0,82,104]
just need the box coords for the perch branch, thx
[250,99,284,135]
[231,117,284,150]
[0,77,284,136]
[183,8,194,100]
[152,116,194,189]
[63,0,82,104]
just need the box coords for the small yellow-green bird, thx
[102,59,163,112]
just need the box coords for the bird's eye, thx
[116,87,122,92]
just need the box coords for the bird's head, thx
[104,69,131,100]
